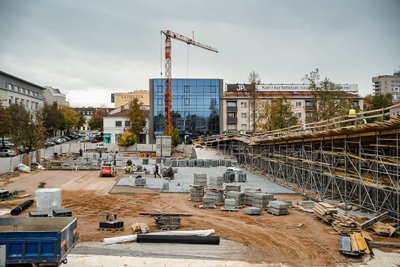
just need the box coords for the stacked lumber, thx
[332,214,359,234]
[313,202,337,223]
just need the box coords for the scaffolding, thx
[197,112,400,223]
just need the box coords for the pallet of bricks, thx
[267,200,289,215]
[190,173,207,202]
[202,176,224,208]
[244,188,275,210]
[313,202,337,223]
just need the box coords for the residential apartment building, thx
[44,86,68,106]
[149,78,223,143]
[103,103,150,144]
[222,83,363,132]
[111,90,150,108]
[0,70,45,111]
[74,107,96,131]
[372,71,400,101]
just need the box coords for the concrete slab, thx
[116,166,294,194]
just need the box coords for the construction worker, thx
[154,164,161,178]
[348,105,356,119]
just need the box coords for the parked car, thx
[0,148,17,157]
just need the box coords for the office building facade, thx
[149,78,223,143]
[222,83,363,132]
[372,71,400,101]
[111,90,150,108]
[0,70,45,111]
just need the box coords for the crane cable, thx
[160,31,163,77]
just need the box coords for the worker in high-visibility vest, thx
[348,105,356,119]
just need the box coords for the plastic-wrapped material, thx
[35,188,62,214]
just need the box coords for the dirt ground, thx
[0,170,398,267]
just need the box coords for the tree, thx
[363,93,393,111]
[248,71,261,134]
[77,112,86,130]
[303,68,352,122]
[61,107,80,133]
[89,109,106,131]
[128,98,146,140]
[0,102,11,147]
[258,98,298,131]
[118,130,137,146]
[8,103,45,153]
[171,128,180,147]
[42,102,64,136]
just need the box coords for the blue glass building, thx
[149,78,223,143]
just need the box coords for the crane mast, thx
[161,30,218,136]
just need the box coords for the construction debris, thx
[98,213,124,232]
[371,222,396,236]
[131,222,149,234]
[313,202,338,223]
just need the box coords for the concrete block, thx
[225,184,241,192]
[268,200,289,210]
[267,207,288,216]
[243,207,262,215]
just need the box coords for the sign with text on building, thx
[226,83,358,93]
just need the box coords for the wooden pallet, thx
[98,227,124,232]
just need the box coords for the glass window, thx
[227,101,237,107]
[184,98,190,106]
[157,85,163,93]
[241,124,247,129]
[210,98,216,105]
[14,85,18,91]
[240,102,247,108]
[184,85,190,93]
[115,121,122,127]
[227,112,236,118]
[210,85,216,93]
[241,113,247,118]
[296,102,301,107]
[297,113,302,118]
[125,121,130,127]
[227,124,236,130]
[7,83,12,90]
[157,98,163,106]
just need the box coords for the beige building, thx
[372,71,400,101]
[111,90,149,108]
[222,83,363,132]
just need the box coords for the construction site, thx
[0,105,400,267]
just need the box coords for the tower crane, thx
[161,30,218,136]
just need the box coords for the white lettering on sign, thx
[237,84,246,91]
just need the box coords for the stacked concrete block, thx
[156,136,172,157]
[219,159,226,166]
[188,160,195,167]
[251,193,273,209]
[142,158,149,165]
[135,177,146,186]
[225,160,232,167]
[223,171,235,183]
[208,176,223,190]
[238,172,247,182]
[244,188,262,206]
[171,160,178,167]
[194,173,207,187]
[224,198,237,210]
[190,186,204,202]
[267,200,289,216]
[156,158,162,164]
[178,160,188,167]
[225,184,241,192]
[202,195,217,208]
[204,160,211,168]
[203,191,224,205]
[195,159,204,167]
[226,191,244,206]
[211,160,219,167]
[161,182,169,192]
[243,207,262,215]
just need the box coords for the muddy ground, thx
[1,170,399,266]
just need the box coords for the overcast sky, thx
[0,0,399,107]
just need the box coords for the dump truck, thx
[0,217,79,266]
